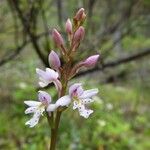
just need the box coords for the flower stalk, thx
[24,8,100,150]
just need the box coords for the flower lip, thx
[24,100,45,128]
[69,83,99,118]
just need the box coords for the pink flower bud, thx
[73,26,85,44]
[52,29,64,47]
[65,18,72,34]
[49,50,61,70]
[75,8,85,21]
[83,55,100,67]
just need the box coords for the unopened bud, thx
[74,8,86,21]
[66,18,72,34]
[83,55,100,67]
[73,26,85,44]
[52,29,64,47]
[49,50,61,70]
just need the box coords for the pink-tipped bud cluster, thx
[73,26,85,44]
[65,19,72,34]
[49,50,61,70]
[74,8,86,21]
[83,55,100,67]
[52,29,64,47]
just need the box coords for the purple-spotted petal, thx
[25,110,41,128]
[77,105,93,118]
[25,107,37,114]
[81,98,94,104]
[80,109,93,118]
[73,101,78,110]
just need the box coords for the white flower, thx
[56,83,98,118]
[24,91,57,128]
[36,68,62,91]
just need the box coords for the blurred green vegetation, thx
[0,0,150,150]
[0,78,150,150]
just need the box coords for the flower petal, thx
[25,111,41,128]
[79,89,98,99]
[36,68,48,79]
[53,79,62,91]
[69,83,83,97]
[39,81,49,87]
[47,104,58,112]
[56,95,71,107]
[73,101,78,110]
[46,68,59,79]
[38,91,51,104]
[81,98,94,104]
[24,101,41,107]
[25,107,37,114]
[37,68,59,82]
[76,104,93,118]
[80,109,93,118]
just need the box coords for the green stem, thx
[46,111,54,128]
[50,111,62,150]
[49,82,68,150]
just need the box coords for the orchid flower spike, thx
[24,91,57,128]
[49,50,61,71]
[36,68,62,91]
[56,83,98,118]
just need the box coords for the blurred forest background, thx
[0,0,150,150]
